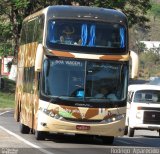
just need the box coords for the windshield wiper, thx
[49,95,79,103]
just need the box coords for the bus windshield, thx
[46,20,126,54]
[42,58,128,105]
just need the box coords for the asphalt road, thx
[0,109,160,154]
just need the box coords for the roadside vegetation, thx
[139,50,160,79]
[0,78,15,108]
[150,1,160,17]
[130,0,160,79]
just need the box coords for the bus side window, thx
[28,20,35,43]
[34,15,44,43]
[25,15,44,44]
[20,23,27,45]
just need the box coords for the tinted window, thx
[133,90,160,103]
[42,58,128,106]
[23,67,35,93]
[46,20,127,54]
[20,15,44,45]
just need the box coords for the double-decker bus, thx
[15,5,138,144]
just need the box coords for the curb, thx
[0,108,14,111]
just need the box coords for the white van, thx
[125,84,160,137]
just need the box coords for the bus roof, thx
[47,5,127,23]
[128,84,160,91]
[24,5,127,24]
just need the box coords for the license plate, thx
[76,125,90,130]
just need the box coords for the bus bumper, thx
[36,111,125,137]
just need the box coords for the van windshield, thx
[134,90,160,103]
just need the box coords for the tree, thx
[0,0,152,59]
[139,49,160,78]
[0,0,29,57]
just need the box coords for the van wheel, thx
[35,131,46,140]
[158,130,160,137]
[128,127,134,137]
[102,136,114,145]
[20,123,30,134]
[124,126,128,135]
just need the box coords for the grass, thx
[150,1,160,17]
[0,77,15,108]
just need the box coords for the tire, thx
[35,131,47,140]
[124,126,128,135]
[102,136,114,145]
[20,123,30,134]
[128,127,134,137]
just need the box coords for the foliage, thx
[0,43,13,57]
[139,49,160,78]
[0,78,15,108]
[129,0,160,52]
[136,42,147,53]
[150,1,160,18]
[93,0,151,28]
[0,16,13,56]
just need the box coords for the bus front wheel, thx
[20,123,30,134]
[102,136,114,145]
[124,126,128,135]
[35,130,47,140]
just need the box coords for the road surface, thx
[0,109,160,154]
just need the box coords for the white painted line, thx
[0,111,11,116]
[0,126,55,154]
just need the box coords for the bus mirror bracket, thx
[35,44,44,72]
[130,50,139,79]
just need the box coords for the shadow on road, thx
[45,133,106,145]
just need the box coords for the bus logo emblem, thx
[152,114,156,118]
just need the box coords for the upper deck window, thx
[46,20,127,54]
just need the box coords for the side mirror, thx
[35,44,44,72]
[130,50,139,79]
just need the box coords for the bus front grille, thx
[63,117,102,124]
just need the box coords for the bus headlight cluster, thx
[41,108,61,119]
[102,114,125,123]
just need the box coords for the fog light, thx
[41,122,47,127]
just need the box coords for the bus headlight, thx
[102,114,125,123]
